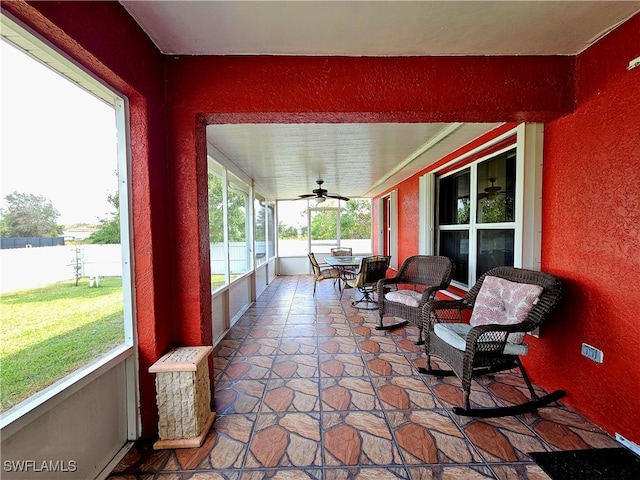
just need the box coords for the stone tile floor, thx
[109,275,619,479]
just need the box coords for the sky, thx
[1,39,117,226]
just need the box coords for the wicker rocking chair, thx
[420,266,565,417]
[377,255,455,335]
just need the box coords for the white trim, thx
[0,14,140,440]
[431,126,518,176]
[419,174,435,255]
[0,346,134,438]
[1,13,121,106]
[519,123,544,271]
[389,190,398,269]
[430,123,543,288]
[95,442,135,480]
[114,97,140,440]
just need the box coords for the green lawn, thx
[0,277,124,412]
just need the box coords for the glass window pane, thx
[438,169,470,225]
[227,177,249,277]
[439,230,469,285]
[277,200,308,257]
[0,40,126,411]
[476,150,516,223]
[310,208,338,255]
[476,229,514,278]
[340,199,371,253]
[254,195,266,266]
[266,201,275,259]
[208,171,226,292]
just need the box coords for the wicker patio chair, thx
[342,255,390,308]
[376,255,455,334]
[419,266,565,417]
[308,252,341,296]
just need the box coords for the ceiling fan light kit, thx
[298,179,350,202]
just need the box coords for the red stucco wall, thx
[7,1,639,442]
[4,0,172,436]
[530,13,640,442]
[371,15,640,443]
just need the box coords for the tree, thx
[0,191,63,237]
[88,190,120,244]
[308,199,372,240]
[278,222,299,239]
[340,199,371,239]
[208,173,248,243]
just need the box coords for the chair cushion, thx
[318,268,339,280]
[434,323,529,356]
[469,276,543,344]
[385,289,422,307]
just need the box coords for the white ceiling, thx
[120,1,640,200]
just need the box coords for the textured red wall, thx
[530,13,640,443]
[165,55,574,123]
[9,0,639,443]
[4,0,171,436]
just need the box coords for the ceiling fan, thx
[478,178,506,200]
[298,179,350,203]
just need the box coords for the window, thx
[254,195,275,263]
[438,149,516,286]
[254,195,266,265]
[208,158,269,291]
[431,124,543,289]
[277,198,372,257]
[208,166,227,291]
[227,173,250,276]
[0,29,133,417]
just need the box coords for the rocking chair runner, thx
[420,266,565,417]
[377,255,455,334]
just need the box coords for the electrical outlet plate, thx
[581,343,603,363]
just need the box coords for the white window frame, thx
[0,16,138,438]
[419,123,543,289]
[378,190,398,269]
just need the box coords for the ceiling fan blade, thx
[325,193,350,201]
[297,194,315,199]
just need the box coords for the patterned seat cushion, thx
[469,276,543,344]
[384,289,423,307]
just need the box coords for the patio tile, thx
[387,410,483,465]
[238,337,280,356]
[319,336,359,354]
[371,376,439,410]
[214,379,266,414]
[262,378,320,412]
[323,411,402,466]
[221,356,274,380]
[245,413,322,468]
[321,377,381,411]
[363,353,414,376]
[319,354,367,377]
[462,417,551,463]
[110,275,618,480]
[278,337,318,355]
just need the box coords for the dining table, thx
[324,255,363,292]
